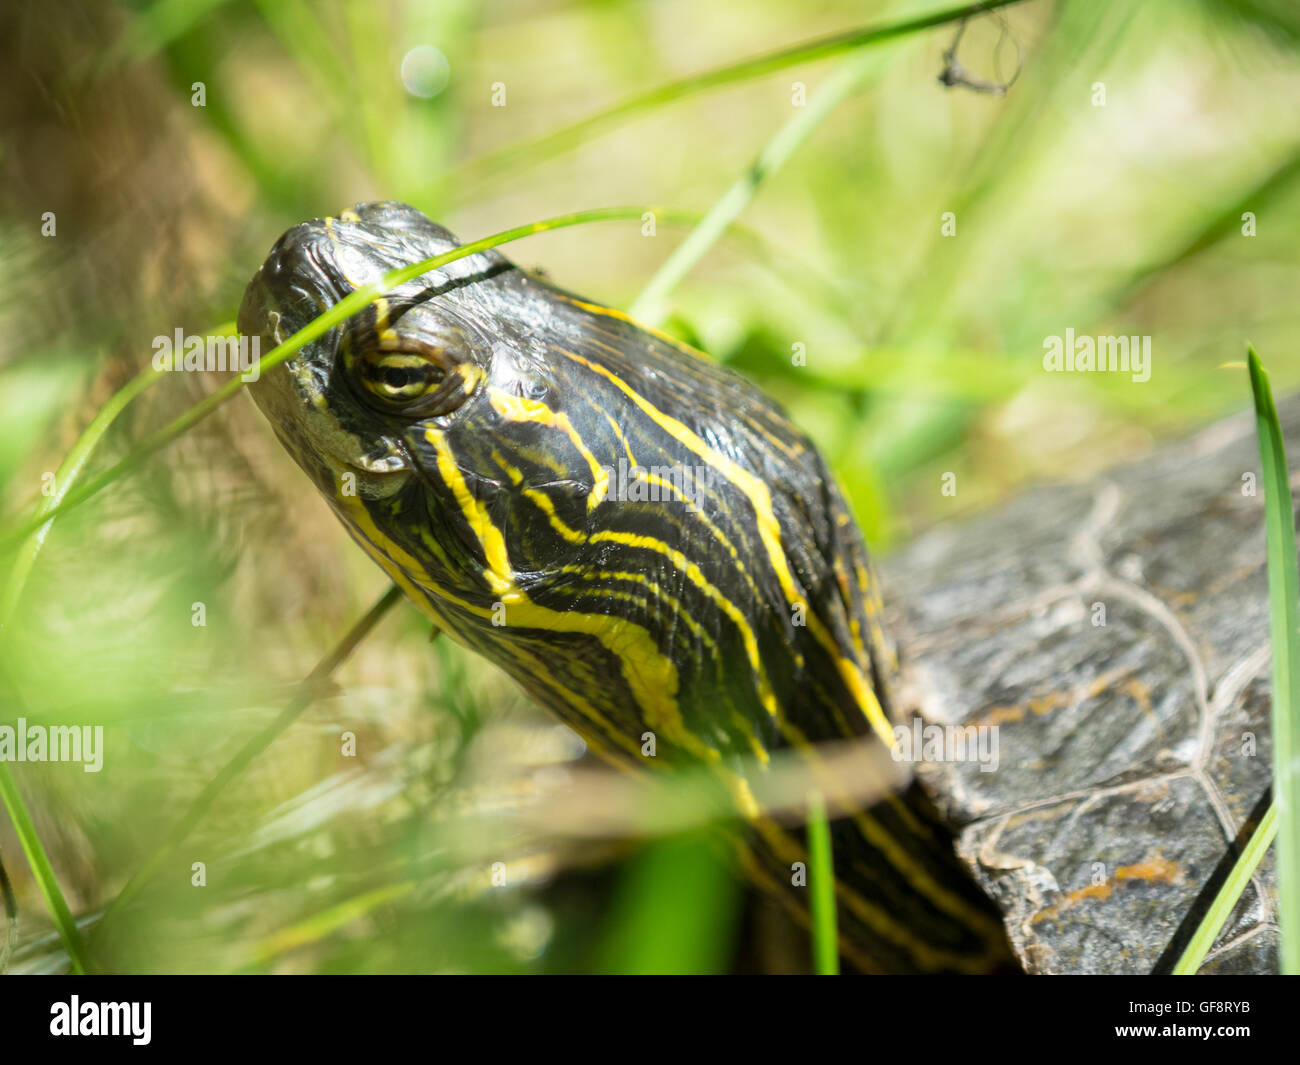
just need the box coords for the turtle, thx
[237,200,1282,976]
[882,397,1289,975]
[237,201,1019,975]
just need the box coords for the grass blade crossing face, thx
[238,201,1017,973]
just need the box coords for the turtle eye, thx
[358,352,446,404]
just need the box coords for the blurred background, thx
[1,0,1298,973]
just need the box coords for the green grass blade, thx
[0,206,696,547]
[0,321,232,626]
[1173,803,1277,974]
[252,881,416,966]
[1247,346,1300,974]
[107,0,233,65]
[0,765,89,973]
[630,42,895,325]
[451,0,1032,197]
[1173,346,1300,974]
[0,322,229,975]
[807,792,839,975]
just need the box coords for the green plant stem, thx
[0,206,691,547]
[91,585,405,946]
[452,0,1031,196]
[1174,347,1300,974]
[630,43,894,325]
[0,762,89,973]
[0,321,233,976]
[1247,347,1300,974]
[807,791,839,975]
[0,322,233,627]
[1173,803,1277,974]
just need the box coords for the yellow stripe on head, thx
[561,349,894,745]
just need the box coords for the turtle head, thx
[237,201,501,500]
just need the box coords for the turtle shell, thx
[882,400,1291,975]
